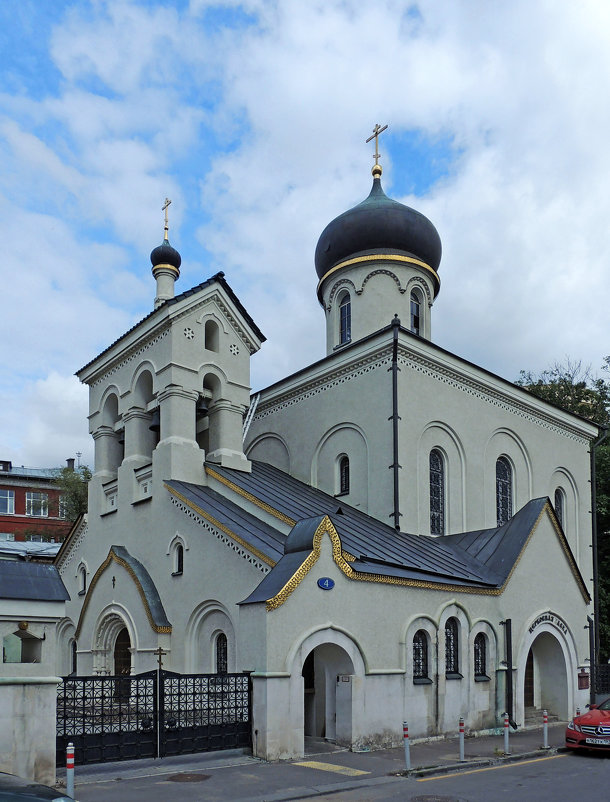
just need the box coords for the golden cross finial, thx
[153,646,167,670]
[162,197,171,241]
[365,123,388,172]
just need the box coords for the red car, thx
[566,698,610,751]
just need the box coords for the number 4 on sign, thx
[317,577,335,590]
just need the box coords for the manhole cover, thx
[167,773,210,783]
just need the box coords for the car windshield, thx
[596,698,610,711]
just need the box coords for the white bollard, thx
[576,707,581,717]
[503,712,510,755]
[403,721,411,771]
[542,709,549,749]
[66,742,75,799]
[459,716,465,762]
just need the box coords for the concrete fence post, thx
[66,742,75,799]
[403,721,411,771]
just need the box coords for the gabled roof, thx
[77,271,265,375]
[167,460,589,607]
[0,561,69,601]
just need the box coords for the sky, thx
[1,0,609,469]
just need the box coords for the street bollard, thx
[403,721,411,771]
[66,742,74,800]
[542,709,549,749]
[576,707,581,717]
[503,712,510,755]
[459,716,465,762]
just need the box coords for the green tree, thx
[516,358,610,659]
[51,464,91,523]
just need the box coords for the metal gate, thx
[56,670,252,766]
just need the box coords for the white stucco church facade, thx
[56,144,598,759]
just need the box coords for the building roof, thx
[167,460,589,605]
[0,560,69,601]
[0,541,61,559]
[77,271,265,375]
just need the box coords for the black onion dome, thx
[314,177,441,282]
[150,238,181,270]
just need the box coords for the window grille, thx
[339,456,350,494]
[216,632,228,675]
[413,630,428,679]
[474,632,487,678]
[429,449,445,535]
[554,488,564,528]
[496,457,512,526]
[445,617,459,674]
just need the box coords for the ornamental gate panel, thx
[56,671,252,766]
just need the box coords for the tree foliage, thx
[517,358,610,659]
[51,464,91,523]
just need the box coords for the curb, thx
[403,746,561,778]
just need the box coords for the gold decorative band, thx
[317,253,440,298]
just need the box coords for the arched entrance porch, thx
[302,642,355,745]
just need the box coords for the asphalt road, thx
[306,752,610,801]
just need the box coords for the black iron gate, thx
[56,670,252,766]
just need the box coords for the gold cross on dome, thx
[162,197,171,240]
[366,123,388,166]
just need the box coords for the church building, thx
[55,134,597,760]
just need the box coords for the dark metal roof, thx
[0,561,70,601]
[110,546,171,630]
[78,272,265,376]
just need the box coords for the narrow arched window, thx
[413,630,429,682]
[71,640,78,675]
[445,617,459,676]
[339,455,350,495]
[474,633,487,679]
[496,457,513,526]
[410,290,421,335]
[339,293,351,345]
[173,543,184,576]
[205,320,220,352]
[429,449,445,535]
[554,488,565,529]
[216,632,228,674]
[78,566,87,595]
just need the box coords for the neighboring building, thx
[0,460,74,543]
[55,145,598,760]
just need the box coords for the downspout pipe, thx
[591,425,608,672]
[500,619,518,729]
[389,315,402,530]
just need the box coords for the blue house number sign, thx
[317,577,335,590]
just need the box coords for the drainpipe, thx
[591,426,608,673]
[389,315,401,530]
[588,616,596,706]
[500,619,517,729]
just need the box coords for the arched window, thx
[410,290,421,335]
[496,456,513,526]
[216,632,228,674]
[554,488,565,529]
[445,617,460,676]
[429,449,445,535]
[78,565,87,596]
[339,293,351,345]
[338,455,350,495]
[474,633,488,680]
[413,630,430,683]
[204,320,220,352]
[173,543,184,576]
[71,640,78,675]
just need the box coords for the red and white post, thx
[542,709,549,749]
[403,721,411,771]
[459,716,465,761]
[66,742,75,799]
[503,712,510,755]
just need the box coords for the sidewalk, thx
[59,721,568,802]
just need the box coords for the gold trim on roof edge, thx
[75,548,172,639]
[205,466,297,527]
[317,254,440,298]
[265,502,590,610]
[166,483,277,567]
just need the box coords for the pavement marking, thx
[417,753,567,781]
[293,760,370,776]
